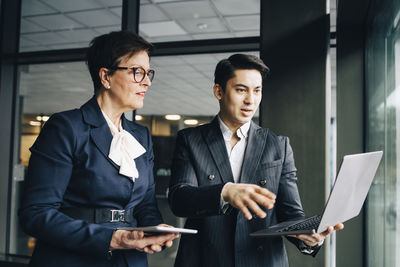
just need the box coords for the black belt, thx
[60,207,135,224]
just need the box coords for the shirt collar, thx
[218,115,250,141]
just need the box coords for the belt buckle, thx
[110,209,125,222]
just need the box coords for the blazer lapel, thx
[121,115,142,143]
[203,117,234,184]
[239,122,268,184]
[81,96,120,171]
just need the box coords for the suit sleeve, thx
[18,113,115,258]
[168,130,225,218]
[275,136,322,256]
[133,127,163,226]
[275,136,305,221]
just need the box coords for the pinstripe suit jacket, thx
[169,117,306,267]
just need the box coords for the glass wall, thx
[10,51,258,266]
[365,0,400,266]
[9,0,261,265]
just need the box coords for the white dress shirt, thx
[218,116,250,209]
[218,116,250,183]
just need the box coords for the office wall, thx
[260,1,330,266]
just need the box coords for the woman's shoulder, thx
[49,108,84,125]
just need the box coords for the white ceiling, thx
[20,0,261,51]
[18,0,336,118]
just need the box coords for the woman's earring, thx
[107,85,111,89]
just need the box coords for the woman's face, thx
[107,50,152,112]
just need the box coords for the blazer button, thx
[208,174,215,180]
[257,245,264,252]
[259,179,267,186]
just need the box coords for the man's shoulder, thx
[177,121,213,136]
[252,124,288,143]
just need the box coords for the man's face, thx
[214,69,262,129]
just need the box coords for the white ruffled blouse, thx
[101,110,146,182]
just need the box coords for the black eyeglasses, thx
[109,66,155,83]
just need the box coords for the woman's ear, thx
[213,84,223,100]
[99,67,111,89]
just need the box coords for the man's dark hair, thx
[214,54,270,91]
[86,31,154,94]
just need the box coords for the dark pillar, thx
[260,1,330,266]
[336,0,370,266]
[0,0,21,254]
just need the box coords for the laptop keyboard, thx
[279,215,323,232]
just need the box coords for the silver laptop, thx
[250,151,383,237]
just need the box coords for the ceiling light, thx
[135,115,143,121]
[165,114,181,121]
[184,119,198,125]
[197,23,208,30]
[29,121,41,126]
[36,115,49,121]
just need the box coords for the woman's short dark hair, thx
[86,31,154,94]
[214,54,270,91]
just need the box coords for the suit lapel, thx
[121,115,142,142]
[203,117,234,184]
[81,96,120,171]
[239,122,268,184]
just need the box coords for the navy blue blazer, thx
[19,97,162,267]
[169,117,310,267]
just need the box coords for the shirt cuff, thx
[220,182,232,214]
[299,240,324,254]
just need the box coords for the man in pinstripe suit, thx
[168,54,343,267]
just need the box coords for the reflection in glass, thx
[11,52,259,266]
[366,0,400,266]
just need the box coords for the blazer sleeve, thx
[18,113,115,258]
[168,130,225,218]
[275,136,322,256]
[275,136,305,221]
[133,127,163,226]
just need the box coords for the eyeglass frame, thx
[108,66,155,83]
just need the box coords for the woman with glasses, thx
[19,31,178,267]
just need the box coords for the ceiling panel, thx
[152,0,187,3]
[20,0,260,51]
[212,0,259,16]
[20,19,47,33]
[28,14,84,30]
[22,32,69,45]
[160,1,216,20]
[41,0,102,12]
[178,17,228,34]
[192,32,234,40]
[140,21,187,37]
[109,7,123,18]
[57,29,99,43]
[139,4,169,23]
[68,10,121,27]
[96,0,123,7]
[147,34,193,43]
[225,15,260,31]
[21,0,56,16]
